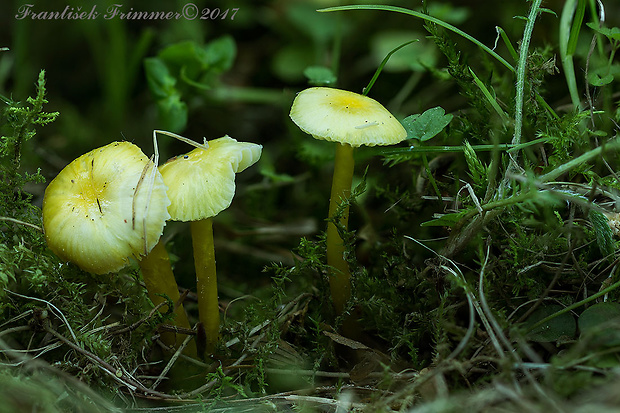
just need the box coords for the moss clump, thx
[0,71,159,409]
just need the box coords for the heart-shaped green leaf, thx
[403,107,452,142]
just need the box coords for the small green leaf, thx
[579,302,620,347]
[586,22,620,41]
[157,94,188,133]
[421,210,469,227]
[538,8,557,16]
[144,37,236,130]
[588,129,608,137]
[587,72,614,87]
[158,41,204,75]
[203,35,236,71]
[180,66,212,90]
[403,107,453,142]
[524,304,577,342]
[144,57,177,99]
[157,36,236,88]
[588,210,614,258]
[303,66,337,86]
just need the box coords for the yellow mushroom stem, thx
[327,143,355,315]
[190,218,219,355]
[138,240,196,356]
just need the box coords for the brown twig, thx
[0,216,43,232]
[151,333,195,390]
[110,301,169,336]
[43,322,180,400]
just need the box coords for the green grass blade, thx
[468,67,510,123]
[376,137,549,156]
[512,0,543,148]
[567,0,586,55]
[363,39,418,96]
[560,0,583,109]
[540,136,620,182]
[318,5,515,72]
[526,278,620,334]
[495,26,519,61]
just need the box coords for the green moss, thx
[4,1,620,410]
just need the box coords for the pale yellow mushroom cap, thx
[42,142,171,274]
[159,136,262,221]
[289,87,407,147]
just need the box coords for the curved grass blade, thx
[363,39,418,96]
[319,5,514,72]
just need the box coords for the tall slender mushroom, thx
[289,87,407,315]
[158,135,262,356]
[42,141,194,350]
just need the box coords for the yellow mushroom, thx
[42,141,193,351]
[289,87,407,315]
[159,135,262,355]
[42,141,170,272]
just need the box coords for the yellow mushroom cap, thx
[42,142,171,274]
[159,136,262,221]
[289,87,407,147]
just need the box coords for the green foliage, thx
[462,140,488,188]
[206,365,248,399]
[363,39,419,96]
[524,304,577,342]
[468,67,510,122]
[578,302,620,347]
[587,22,620,41]
[5,0,620,410]
[0,73,55,305]
[0,70,163,404]
[303,66,337,86]
[589,210,615,259]
[0,70,57,238]
[0,241,57,301]
[422,14,493,137]
[144,57,188,132]
[0,70,58,297]
[371,31,437,73]
[0,244,17,296]
[421,210,469,228]
[144,36,236,132]
[402,106,453,142]
[0,366,115,413]
[539,111,589,164]
[585,22,620,86]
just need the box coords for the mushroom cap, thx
[289,87,407,147]
[159,136,262,221]
[42,142,171,274]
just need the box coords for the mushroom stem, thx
[138,240,196,355]
[327,143,355,315]
[191,218,219,355]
